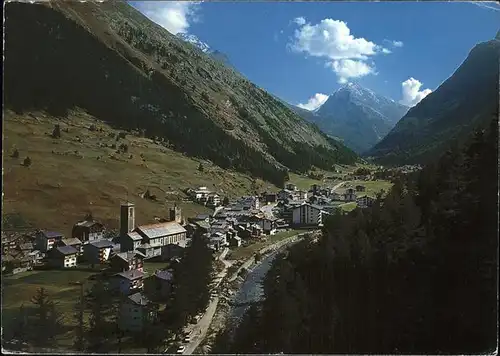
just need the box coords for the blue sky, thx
[130,1,499,109]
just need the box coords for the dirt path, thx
[331,181,346,191]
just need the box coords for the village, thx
[1,167,397,353]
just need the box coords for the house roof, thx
[128,292,151,306]
[155,270,173,281]
[61,238,82,246]
[210,234,226,243]
[116,269,144,280]
[127,231,143,241]
[42,231,64,238]
[112,250,146,262]
[55,245,78,255]
[194,221,210,230]
[74,220,103,228]
[18,242,34,250]
[194,214,211,220]
[136,222,186,239]
[89,239,114,249]
[292,202,324,211]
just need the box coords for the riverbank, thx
[228,230,317,282]
[194,230,320,354]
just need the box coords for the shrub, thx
[119,143,129,152]
[353,167,371,176]
[23,156,32,167]
[11,148,19,159]
[51,124,61,139]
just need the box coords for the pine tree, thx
[211,329,232,354]
[12,304,29,345]
[51,124,61,138]
[72,285,86,351]
[85,282,117,352]
[30,287,64,347]
[168,232,212,332]
[142,320,167,353]
[23,156,32,167]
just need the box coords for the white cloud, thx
[470,2,500,12]
[400,77,432,107]
[131,2,200,35]
[289,18,387,82]
[294,16,307,26]
[329,59,375,84]
[290,19,381,60]
[384,39,404,48]
[297,93,329,111]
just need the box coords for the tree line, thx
[213,117,498,354]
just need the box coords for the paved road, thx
[218,247,232,269]
[182,297,220,355]
[181,249,232,354]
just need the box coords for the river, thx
[225,244,287,330]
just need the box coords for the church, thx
[119,202,188,260]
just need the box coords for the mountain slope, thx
[306,83,409,154]
[367,37,500,165]
[285,103,319,123]
[176,33,236,70]
[3,1,358,187]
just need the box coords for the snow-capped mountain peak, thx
[176,33,235,70]
[176,33,211,53]
[303,83,410,153]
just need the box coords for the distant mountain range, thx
[177,33,236,70]
[289,83,408,154]
[366,34,500,165]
